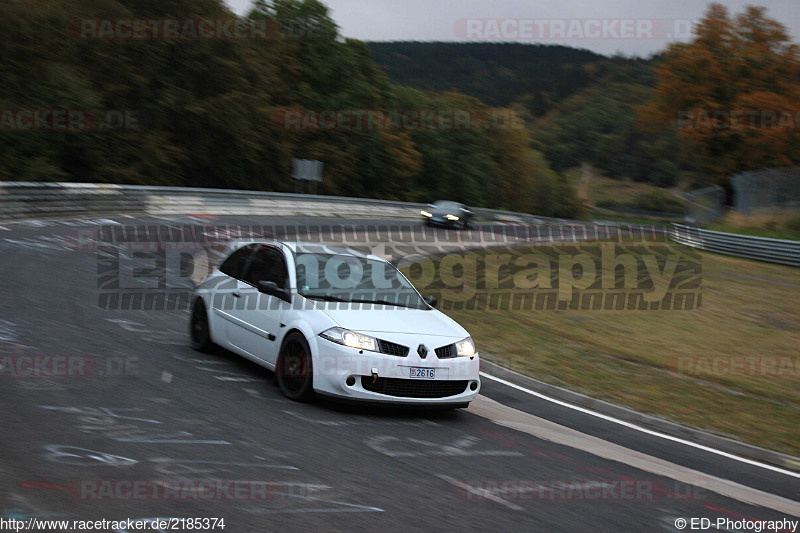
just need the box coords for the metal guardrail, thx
[0,182,425,221]
[0,181,564,225]
[670,223,800,267]
[5,182,797,267]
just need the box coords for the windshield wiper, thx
[303,294,424,308]
[351,298,423,309]
[302,293,348,302]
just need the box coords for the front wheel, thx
[276,332,315,402]
[190,297,215,352]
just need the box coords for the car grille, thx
[435,344,456,358]
[378,339,409,357]
[361,377,468,398]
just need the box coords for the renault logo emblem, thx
[417,344,428,358]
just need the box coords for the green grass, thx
[706,224,800,241]
[589,210,676,227]
[564,167,690,224]
[401,247,800,458]
[707,211,800,241]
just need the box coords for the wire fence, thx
[684,185,725,225]
[730,166,800,214]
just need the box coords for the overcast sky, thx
[224,0,800,57]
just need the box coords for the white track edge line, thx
[479,371,800,479]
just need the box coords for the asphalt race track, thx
[0,215,797,532]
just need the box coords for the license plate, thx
[410,367,435,379]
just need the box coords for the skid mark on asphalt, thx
[283,410,439,428]
[365,435,523,458]
[253,494,384,515]
[105,319,185,346]
[0,320,35,351]
[43,445,138,467]
[149,458,299,471]
[32,404,383,515]
[39,405,230,445]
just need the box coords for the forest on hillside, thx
[1,0,797,218]
[369,42,684,186]
[0,0,583,218]
[369,24,800,190]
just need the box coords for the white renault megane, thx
[190,241,480,407]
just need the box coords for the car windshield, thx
[294,252,427,309]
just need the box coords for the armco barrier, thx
[0,181,559,225]
[4,183,796,267]
[670,223,800,267]
[0,182,420,221]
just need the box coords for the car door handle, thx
[232,291,240,298]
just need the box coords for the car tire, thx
[190,297,215,353]
[276,332,315,402]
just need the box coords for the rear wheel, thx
[276,332,315,402]
[190,298,215,352]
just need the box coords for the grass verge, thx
[402,246,800,457]
[708,210,800,241]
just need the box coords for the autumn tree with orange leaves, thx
[640,4,800,184]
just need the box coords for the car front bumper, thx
[311,336,480,405]
[424,215,461,227]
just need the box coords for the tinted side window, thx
[243,248,288,288]
[219,247,253,281]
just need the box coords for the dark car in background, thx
[421,201,473,229]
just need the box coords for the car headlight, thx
[319,327,378,352]
[446,214,459,221]
[455,337,476,356]
[420,210,432,217]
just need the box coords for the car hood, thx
[316,304,468,339]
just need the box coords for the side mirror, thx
[257,280,291,303]
[423,295,438,308]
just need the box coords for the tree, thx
[639,4,800,184]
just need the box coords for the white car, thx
[189,241,480,407]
